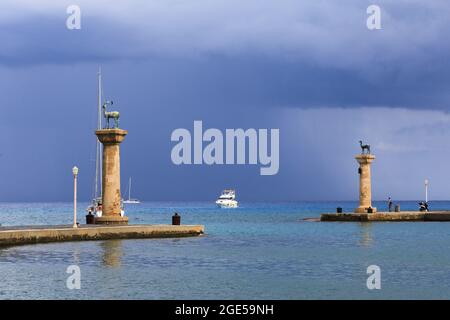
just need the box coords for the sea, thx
[1,201,450,299]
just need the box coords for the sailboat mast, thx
[128,177,131,201]
[94,68,103,198]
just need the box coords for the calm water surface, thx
[1,201,450,299]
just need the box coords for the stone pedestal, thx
[95,129,128,225]
[355,154,377,213]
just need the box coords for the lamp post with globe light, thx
[72,166,79,228]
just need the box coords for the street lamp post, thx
[73,166,79,228]
[425,179,429,203]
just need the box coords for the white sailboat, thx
[123,177,140,204]
[86,68,125,218]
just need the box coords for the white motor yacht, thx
[216,189,238,208]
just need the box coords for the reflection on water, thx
[100,240,123,268]
[358,223,373,247]
[72,247,81,265]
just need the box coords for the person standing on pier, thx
[388,197,393,212]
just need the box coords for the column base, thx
[354,207,377,213]
[95,216,129,225]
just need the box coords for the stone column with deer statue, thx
[95,102,128,225]
[355,141,376,213]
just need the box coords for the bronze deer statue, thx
[359,140,371,154]
[103,100,120,129]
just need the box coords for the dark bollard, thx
[86,213,95,225]
[336,207,343,213]
[172,212,181,225]
[395,205,400,212]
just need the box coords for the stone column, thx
[355,154,377,213]
[95,128,128,225]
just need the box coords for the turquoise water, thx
[1,201,450,299]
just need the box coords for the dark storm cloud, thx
[1,0,449,109]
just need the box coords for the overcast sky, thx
[1,0,450,201]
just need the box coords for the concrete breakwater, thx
[0,224,205,247]
[320,211,450,222]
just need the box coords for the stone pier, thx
[320,211,450,222]
[95,128,128,225]
[0,224,205,247]
[355,154,376,213]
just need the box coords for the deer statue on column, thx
[102,100,120,129]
